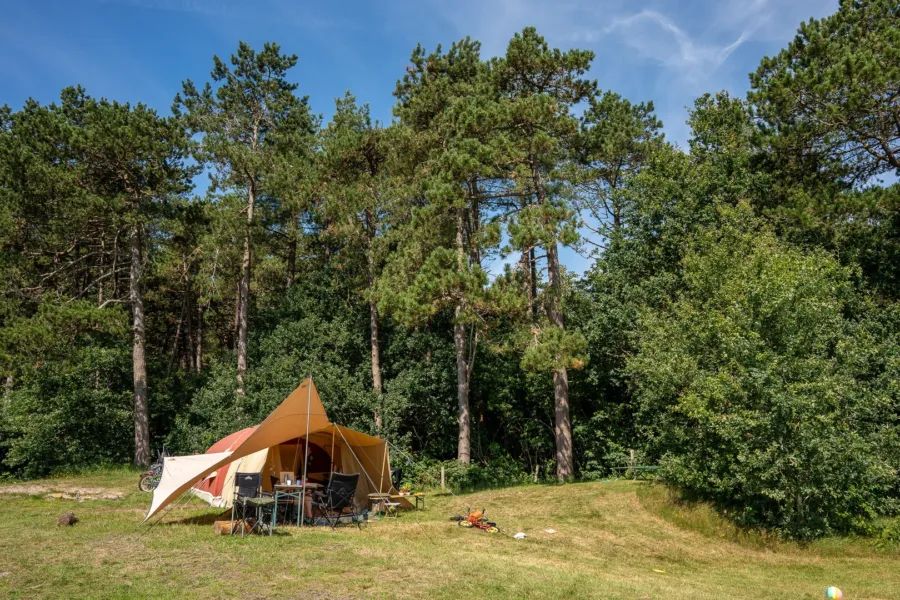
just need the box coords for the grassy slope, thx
[0,470,897,599]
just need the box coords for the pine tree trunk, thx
[232,280,240,350]
[195,303,204,374]
[530,247,537,315]
[455,207,471,464]
[129,224,150,468]
[519,196,535,316]
[546,240,573,481]
[370,298,383,431]
[365,208,384,431]
[530,152,573,481]
[167,288,188,376]
[286,210,298,289]
[454,311,471,464]
[185,277,194,371]
[236,183,255,398]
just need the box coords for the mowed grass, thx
[0,470,898,599]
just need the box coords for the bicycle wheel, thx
[138,474,160,492]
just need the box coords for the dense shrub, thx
[628,214,899,539]
[406,455,533,492]
[0,303,133,478]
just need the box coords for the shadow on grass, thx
[167,511,225,526]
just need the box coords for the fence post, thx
[533,464,540,483]
[440,466,445,490]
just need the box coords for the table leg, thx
[272,491,279,533]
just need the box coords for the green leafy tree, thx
[77,94,195,466]
[0,89,194,466]
[575,91,663,236]
[494,27,594,480]
[750,0,900,183]
[319,92,394,430]
[384,38,507,463]
[0,302,132,477]
[173,41,314,398]
[629,207,898,538]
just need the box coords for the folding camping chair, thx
[231,472,275,537]
[312,473,363,530]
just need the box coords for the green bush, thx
[408,455,533,492]
[628,213,899,539]
[0,302,133,478]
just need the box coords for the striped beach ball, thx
[825,587,843,599]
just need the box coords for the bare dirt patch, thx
[0,484,124,501]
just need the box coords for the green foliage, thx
[0,302,132,477]
[871,519,900,551]
[410,455,533,492]
[628,212,898,538]
[1,10,899,545]
[750,0,900,183]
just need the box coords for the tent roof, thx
[207,426,256,453]
[143,378,350,523]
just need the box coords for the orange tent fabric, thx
[142,378,405,523]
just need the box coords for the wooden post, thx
[534,464,540,483]
[629,448,635,468]
[440,466,445,490]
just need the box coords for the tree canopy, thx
[1,6,899,539]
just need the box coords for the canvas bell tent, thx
[142,378,407,524]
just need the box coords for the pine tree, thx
[495,28,594,480]
[385,38,505,463]
[319,92,394,430]
[174,42,314,398]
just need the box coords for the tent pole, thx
[330,425,336,478]
[380,443,387,492]
[299,377,312,527]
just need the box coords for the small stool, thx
[383,502,401,518]
[368,493,389,514]
[414,493,425,510]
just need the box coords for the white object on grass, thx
[513,532,526,539]
[544,529,557,534]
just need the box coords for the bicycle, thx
[138,448,166,493]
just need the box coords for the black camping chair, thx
[312,473,363,530]
[390,467,403,491]
[231,472,275,537]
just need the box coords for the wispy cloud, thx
[600,9,748,75]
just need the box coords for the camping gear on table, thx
[141,378,411,526]
[271,482,321,529]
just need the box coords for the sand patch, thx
[0,484,124,501]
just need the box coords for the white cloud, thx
[600,9,748,76]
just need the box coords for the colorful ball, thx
[825,586,843,599]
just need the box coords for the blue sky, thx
[1,0,838,274]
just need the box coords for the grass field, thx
[0,469,897,599]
